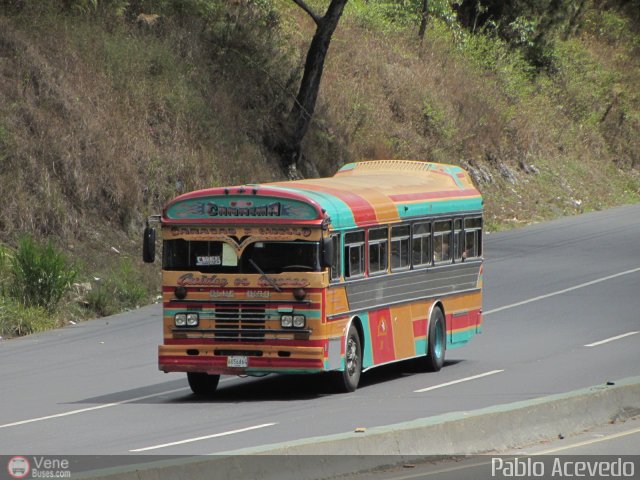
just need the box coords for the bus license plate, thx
[227,356,248,368]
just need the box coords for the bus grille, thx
[213,304,267,342]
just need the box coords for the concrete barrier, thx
[78,376,640,480]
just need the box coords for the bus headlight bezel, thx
[175,313,199,327]
[292,314,306,328]
[186,313,199,327]
[281,314,305,329]
[280,315,293,328]
[174,313,187,327]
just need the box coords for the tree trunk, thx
[278,0,347,172]
[418,0,429,40]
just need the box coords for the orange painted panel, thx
[326,286,349,317]
[389,304,416,358]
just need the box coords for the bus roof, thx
[162,160,482,230]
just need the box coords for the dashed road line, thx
[130,423,277,452]
[0,387,189,429]
[414,370,504,393]
[0,377,234,429]
[584,331,638,347]
[484,267,640,315]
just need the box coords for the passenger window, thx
[464,217,483,259]
[453,219,464,261]
[412,222,431,267]
[368,227,388,275]
[391,225,411,271]
[433,220,452,263]
[344,231,365,278]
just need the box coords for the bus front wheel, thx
[187,372,220,396]
[331,324,362,393]
[424,307,446,372]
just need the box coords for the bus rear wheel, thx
[331,324,362,393]
[424,307,446,372]
[187,372,220,396]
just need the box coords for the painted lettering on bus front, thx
[207,202,281,217]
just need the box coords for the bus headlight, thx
[281,315,293,328]
[281,314,305,328]
[186,313,199,327]
[175,313,187,327]
[292,314,306,328]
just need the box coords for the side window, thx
[330,234,341,281]
[464,217,483,259]
[412,222,431,267]
[368,227,388,275]
[433,220,452,263]
[453,219,464,261]
[344,231,365,279]
[391,225,411,271]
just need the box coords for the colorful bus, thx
[143,160,483,394]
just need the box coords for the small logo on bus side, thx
[7,456,30,479]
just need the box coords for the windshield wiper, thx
[248,258,282,292]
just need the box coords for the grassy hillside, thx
[0,0,638,335]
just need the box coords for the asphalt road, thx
[1,205,639,456]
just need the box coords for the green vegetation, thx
[86,258,150,317]
[6,236,77,312]
[0,297,54,337]
[0,0,638,337]
[0,238,72,337]
[0,237,154,338]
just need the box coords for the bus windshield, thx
[163,239,321,274]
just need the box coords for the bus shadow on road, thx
[68,359,465,405]
[358,358,464,389]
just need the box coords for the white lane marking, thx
[0,377,238,429]
[484,267,640,315]
[130,423,277,452]
[584,331,639,347]
[414,370,504,393]
[533,425,640,455]
[0,387,190,429]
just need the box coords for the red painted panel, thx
[164,338,326,347]
[412,317,427,337]
[368,308,396,364]
[284,182,377,226]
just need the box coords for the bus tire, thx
[331,324,362,393]
[425,307,446,372]
[187,372,220,396]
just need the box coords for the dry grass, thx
[0,0,638,285]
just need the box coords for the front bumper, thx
[159,343,325,375]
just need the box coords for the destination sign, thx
[166,195,319,221]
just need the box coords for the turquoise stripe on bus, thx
[397,198,483,218]
[165,309,321,318]
[360,312,374,369]
[338,163,357,172]
[414,338,427,356]
[266,185,358,230]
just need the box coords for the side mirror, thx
[321,237,334,269]
[142,226,156,263]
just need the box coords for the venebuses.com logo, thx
[7,456,30,479]
[6,456,71,479]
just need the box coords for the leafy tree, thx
[452,0,584,69]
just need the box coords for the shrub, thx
[7,236,77,313]
[85,258,150,317]
[0,297,56,337]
